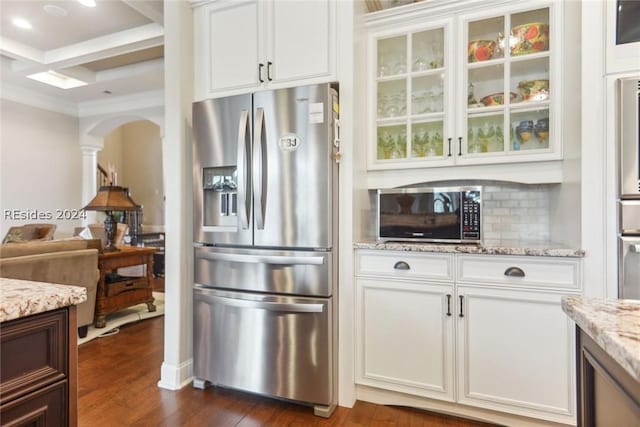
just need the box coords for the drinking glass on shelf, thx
[431,131,443,156]
[412,129,428,157]
[430,39,444,68]
[393,59,407,75]
[394,130,407,158]
[412,90,428,114]
[378,131,395,159]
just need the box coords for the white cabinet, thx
[356,278,455,401]
[456,286,575,423]
[365,0,562,172]
[193,0,336,100]
[354,249,581,424]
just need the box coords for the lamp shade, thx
[83,186,139,212]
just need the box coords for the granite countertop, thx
[354,239,585,258]
[0,278,87,323]
[562,296,640,382]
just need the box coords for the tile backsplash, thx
[481,183,552,242]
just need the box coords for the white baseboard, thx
[157,358,194,390]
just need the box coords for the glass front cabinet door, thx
[367,2,561,170]
[369,18,455,169]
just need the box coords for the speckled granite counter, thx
[562,296,640,382]
[354,240,585,257]
[0,277,87,323]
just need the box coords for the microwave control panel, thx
[462,191,481,241]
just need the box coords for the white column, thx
[80,144,100,226]
[158,0,194,390]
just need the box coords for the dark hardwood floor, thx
[78,317,497,427]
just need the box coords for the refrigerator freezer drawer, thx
[193,287,333,406]
[194,246,333,297]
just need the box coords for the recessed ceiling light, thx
[43,4,68,17]
[78,0,96,7]
[27,70,88,89]
[12,18,32,30]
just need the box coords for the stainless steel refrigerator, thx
[618,77,640,299]
[191,83,339,417]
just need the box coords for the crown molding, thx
[0,81,78,116]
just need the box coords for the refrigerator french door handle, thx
[197,292,324,313]
[253,107,266,230]
[196,251,325,265]
[237,110,250,229]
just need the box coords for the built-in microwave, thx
[377,186,481,243]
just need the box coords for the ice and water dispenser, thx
[202,166,238,228]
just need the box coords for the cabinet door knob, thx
[504,266,526,277]
[393,261,410,270]
[267,61,273,81]
[258,63,264,83]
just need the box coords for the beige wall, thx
[100,120,164,228]
[99,126,125,185]
[0,99,82,238]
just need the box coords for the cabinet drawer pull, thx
[447,137,452,157]
[459,295,464,317]
[393,261,410,270]
[446,294,452,316]
[504,266,526,277]
[458,137,462,156]
[258,63,264,83]
[267,61,273,81]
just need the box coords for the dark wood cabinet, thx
[1,306,78,427]
[577,326,640,426]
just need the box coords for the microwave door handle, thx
[253,107,266,230]
[236,110,250,229]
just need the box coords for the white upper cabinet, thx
[268,1,335,84]
[365,1,562,172]
[193,0,336,100]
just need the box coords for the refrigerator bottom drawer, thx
[193,287,333,405]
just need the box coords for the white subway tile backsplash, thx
[479,182,553,241]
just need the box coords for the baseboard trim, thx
[157,358,194,390]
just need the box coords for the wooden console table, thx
[95,246,156,328]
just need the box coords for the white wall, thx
[0,99,82,238]
[99,120,164,227]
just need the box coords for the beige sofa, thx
[0,239,101,337]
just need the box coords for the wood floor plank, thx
[78,317,498,427]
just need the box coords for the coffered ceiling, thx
[0,0,164,108]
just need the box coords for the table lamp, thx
[83,186,140,252]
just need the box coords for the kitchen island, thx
[562,296,640,425]
[0,278,86,427]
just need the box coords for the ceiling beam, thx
[122,0,164,25]
[0,37,45,64]
[10,23,164,74]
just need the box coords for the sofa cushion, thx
[0,239,102,259]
